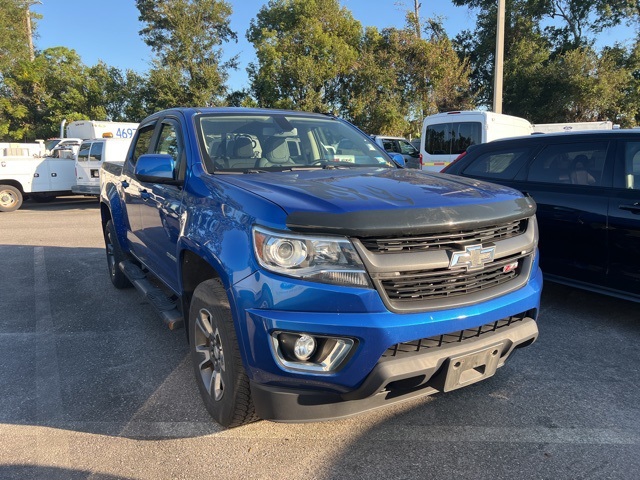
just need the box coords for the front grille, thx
[379,252,527,303]
[382,315,525,358]
[360,219,526,254]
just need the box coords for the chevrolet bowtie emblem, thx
[449,244,495,271]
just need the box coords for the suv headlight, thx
[253,226,372,288]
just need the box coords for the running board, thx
[119,260,184,330]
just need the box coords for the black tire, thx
[189,279,258,428]
[0,185,23,212]
[104,220,132,289]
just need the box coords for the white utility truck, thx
[0,120,138,212]
[420,111,533,172]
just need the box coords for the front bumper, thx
[229,262,542,422]
[251,316,538,422]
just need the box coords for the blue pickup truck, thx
[100,107,542,428]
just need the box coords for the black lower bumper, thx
[251,317,538,422]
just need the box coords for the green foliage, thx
[136,0,238,108]
[0,0,39,71]
[452,0,640,124]
[247,0,362,112]
[1,0,640,140]
[0,47,148,141]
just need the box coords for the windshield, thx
[196,113,396,172]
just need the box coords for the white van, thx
[420,111,533,172]
[72,137,132,196]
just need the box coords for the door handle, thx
[121,180,129,188]
[139,189,150,200]
[619,203,640,214]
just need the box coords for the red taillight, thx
[419,153,423,166]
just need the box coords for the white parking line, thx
[34,246,70,466]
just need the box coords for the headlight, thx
[253,226,372,288]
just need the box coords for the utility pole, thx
[24,1,42,61]
[493,0,505,114]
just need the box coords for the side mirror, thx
[389,152,405,167]
[135,153,179,184]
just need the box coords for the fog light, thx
[293,334,316,361]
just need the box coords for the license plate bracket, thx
[442,343,504,392]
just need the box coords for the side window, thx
[131,124,155,166]
[156,123,181,162]
[623,142,640,190]
[398,140,418,155]
[77,142,91,162]
[527,142,608,186]
[89,142,103,161]
[463,147,532,180]
[154,121,184,180]
[382,139,397,152]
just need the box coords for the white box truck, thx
[420,111,533,172]
[65,120,138,140]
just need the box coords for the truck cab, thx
[73,137,132,196]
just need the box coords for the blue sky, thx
[32,0,634,91]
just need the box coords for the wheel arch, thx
[0,180,25,193]
[180,248,224,342]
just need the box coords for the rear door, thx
[607,139,640,297]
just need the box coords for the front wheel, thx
[103,220,132,289]
[0,185,23,212]
[189,279,258,428]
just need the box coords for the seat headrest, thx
[234,137,254,158]
[264,137,291,164]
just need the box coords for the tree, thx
[341,18,474,137]
[339,26,412,135]
[247,0,362,112]
[0,0,39,72]
[0,47,148,141]
[0,47,90,140]
[452,0,639,122]
[136,0,238,108]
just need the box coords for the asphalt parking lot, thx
[1,196,639,480]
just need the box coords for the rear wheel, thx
[104,220,132,289]
[189,279,258,428]
[0,185,23,212]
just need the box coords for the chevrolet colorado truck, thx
[100,107,542,428]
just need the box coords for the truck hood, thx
[220,168,536,236]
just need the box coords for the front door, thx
[607,140,640,297]
[123,123,157,263]
[136,117,185,292]
[522,141,611,287]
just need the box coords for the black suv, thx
[443,130,640,302]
